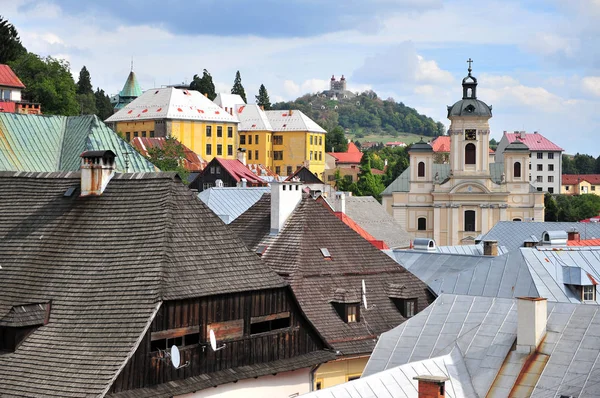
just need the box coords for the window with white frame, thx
[583,285,596,301]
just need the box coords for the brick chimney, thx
[568,230,580,242]
[270,181,302,235]
[80,150,116,197]
[516,297,547,354]
[237,148,247,166]
[483,240,498,256]
[413,375,449,398]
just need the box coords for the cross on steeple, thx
[467,58,473,74]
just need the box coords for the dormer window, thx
[320,248,331,260]
[346,304,359,323]
[0,302,50,352]
[583,286,596,301]
[388,284,418,318]
[330,289,360,323]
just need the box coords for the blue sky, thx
[4,0,600,154]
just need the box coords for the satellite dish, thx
[209,329,226,351]
[362,279,368,309]
[170,345,181,368]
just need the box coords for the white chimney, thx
[516,297,547,354]
[80,150,116,197]
[271,181,302,235]
[240,178,247,188]
[335,192,346,214]
[237,148,247,166]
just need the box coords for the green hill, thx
[271,90,445,140]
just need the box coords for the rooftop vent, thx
[413,238,436,252]
[541,230,568,247]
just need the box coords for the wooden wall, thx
[109,288,324,392]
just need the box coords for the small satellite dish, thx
[170,345,181,368]
[362,279,368,309]
[209,329,226,351]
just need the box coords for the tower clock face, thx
[465,129,476,140]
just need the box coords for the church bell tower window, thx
[418,162,425,177]
[465,143,476,165]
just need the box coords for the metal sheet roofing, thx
[435,243,508,255]
[106,87,239,123]
[504,131,563,151]
[198,187,270,224]
[213,92,245,111]
[235,104,273,131]
[264,110,326,133]
[0,64,25,88]
[0,113,156,172]
[119,71,142,98]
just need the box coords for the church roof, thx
[106,87,239,124]
[119,71,142,98]
[447,98,492,117]
[505,140,530,152]
[408,139,433,152]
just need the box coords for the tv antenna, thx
[209,329,226,351]
[362,279,374,310]
[156,345,190,369]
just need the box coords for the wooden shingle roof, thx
[0,171,285,396]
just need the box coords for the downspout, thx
[309,364,320,392]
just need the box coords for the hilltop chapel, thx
[382,60,544,246]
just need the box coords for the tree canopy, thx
[145,137,189,182]
[231,70,247,103]
[95,88,113,121]
[563,153,600,174]
[75,66,97,115]
[0,16,26,64]
[545,193,600,222]
[325,126,348,152]
[190,69,216,100]
[255,84,271,110]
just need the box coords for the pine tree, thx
[190,69,216,100]
[230,70,247,103]
[0,16,26,64]
[76,66,93,95]
[255,84,271,110]
[94,88,113,120]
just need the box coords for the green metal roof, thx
[120,71,142,98]
[0,113,156,172]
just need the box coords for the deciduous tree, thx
[190,69,216,100]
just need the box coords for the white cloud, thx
[300,79,329,94]
[283,80,300,97]
[415,56,453,84]
[581,76,600,97]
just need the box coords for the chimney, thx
[80,150,117,197]
[204,93,208,97]
[259,105,264,111]
[289,109,293,116]
[240,178,247,188]
[237,148,247,166]
[335,192,346,214]
[413,375,449,398]
[568,230,580,242]
[270,181,302,235]
[516,297,547,354]
[483,240,498,256]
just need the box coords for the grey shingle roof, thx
[198,187,270,224]
[231,196,434,356]
[481,221,600,250]
[0,171,286,397]
[362,293,600,398]
[345,196,411,249]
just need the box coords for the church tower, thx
[447,59,492,176]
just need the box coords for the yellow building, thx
[561,175,600,195]
[105,87,239,161]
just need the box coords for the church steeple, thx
[462,58,477,99]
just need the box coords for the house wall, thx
[115,120,157,141]
[272,131,325,177]
[313,357,369,390]
[176,368,311,397]
[562,180,599,195]
[238,130,273,168]
[109,288,325,393]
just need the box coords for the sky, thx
[3,0,600,154]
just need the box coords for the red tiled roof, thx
[131,137,206,172]
[562,174,600,185]
[568,238,600,246]
[371,168,385,175]
[333,212,389,250]
[0,65,25,88]
[504,132,563,151]
[0,101,16,113]
[432,135,494,153]
[215,158,265,184]
[328,142,363,164]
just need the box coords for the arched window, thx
[418,161,425,177]
[464,210,476,232]
[467,88,472,98]
[465,143,476,165]
[417,217,426,231]
[514,162,521,178]
[513,218,522,222]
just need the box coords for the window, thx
[344,175,353,183]
[273,151,284,160]
[206,144,212,156]
[255,134,259,144]
[150,131,155,137]
[133,131,139,137]
[217,144,222,156]
[537,152,543,159]
[228,126,233,138]
[529,163,531,170]
[141,131,147,138]
[392,298,417,318]
[464,210,475,232]
[537,164,543,171]
[347,375,361,382]
[536,176,543,183]
[548,152,554,159]
[319,136,322,146]
[417,217,426,231]
[566,186,570,191]
[548,164,554,171]
[465,143,476,165]
[240,135,246,145]
[250,312,291,334]
[248,150,252,160]
[418,161,425,177]
[248,135,253,145]
[316,380,323,390]
[217,126,222,137]
[347,305,358,323]
[548,187,554,193]
[126,132,131,141]
[548,176,554,183]
[255,150,258,159]
[275,166,281,175]
[273,135,283,145]
[583,286,596,301]
[513,218,522,221]
[227,145,233,157]
[514,162,521,178]
[203,182,213,190]
[2,89,9,100]
[287,166,292,176]
[206,126,212,137]
[319,152,322,161]
[150,328,201,352]
[593,186,597,191]
[310,151,313,160]
[310,136,313,145]
[537,187,543,191]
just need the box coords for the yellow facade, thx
[238,130,325,178]
[314,357,369,390]
[114,119,238,162]
[562,181,600,195]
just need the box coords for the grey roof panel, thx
[198,187,270,223]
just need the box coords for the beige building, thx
[382,62,544,245]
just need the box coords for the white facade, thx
[495,132,562,194]
[0,86,21,102]
[176,368,311,398]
